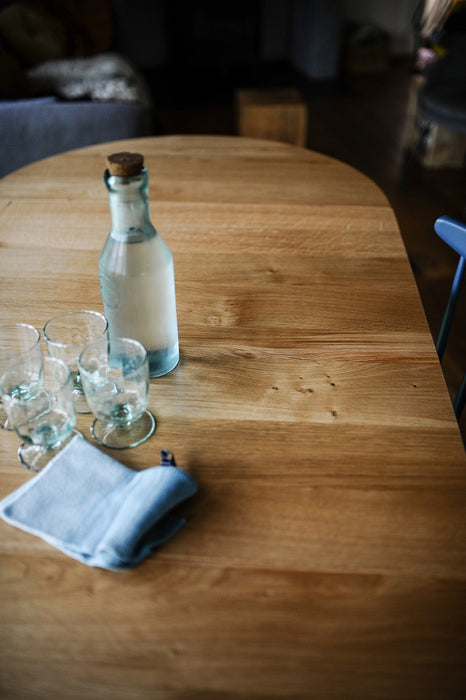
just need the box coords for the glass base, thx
[73,388,91,414]
[18,429,83,472]
[90,409,156,449]
[0,403,13,430]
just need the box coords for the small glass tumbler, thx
[0,323,42,430]
[43,310,108,414]
[0,356,77,471]
[79,336,155,449]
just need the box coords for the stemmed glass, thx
[0,356,77,471]
[0,323,42,430]
[78,336,155,449]
[43,310,108,414]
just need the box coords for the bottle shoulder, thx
[100,229,174,274]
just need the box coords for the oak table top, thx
[0,135,465,699]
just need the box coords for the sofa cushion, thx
[0,3,65,67]
[0,96,153,178]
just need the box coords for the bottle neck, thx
[105,168,155,242]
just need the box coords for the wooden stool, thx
[236,88,308,147]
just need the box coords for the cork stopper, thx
[106,152,144,177]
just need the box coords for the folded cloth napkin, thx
[0,435,197,571]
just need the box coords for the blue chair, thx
[434,216,466,418]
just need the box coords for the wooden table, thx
[1,136,465,699]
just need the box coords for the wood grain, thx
[0,136,465,699]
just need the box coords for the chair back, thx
[434,215,466,418]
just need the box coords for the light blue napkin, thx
[0,435,197,570]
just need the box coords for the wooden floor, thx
[153,61,466,441]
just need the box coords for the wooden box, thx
[236,88,308,147]
[345,40,389,74]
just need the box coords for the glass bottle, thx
[99,152,179,378]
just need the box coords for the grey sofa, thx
[0,94,153,178]
[0,1,154,179]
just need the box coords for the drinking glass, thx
[0,323,42,430]
[43,310,108,414]
[78,336,155,449]
[0,356,77,471]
